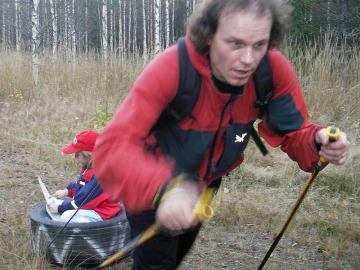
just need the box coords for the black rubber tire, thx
[29,203,130,267]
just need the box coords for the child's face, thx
[75,152,90,168]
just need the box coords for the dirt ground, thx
[0,137,358,270]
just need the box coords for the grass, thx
[0,39,359,269]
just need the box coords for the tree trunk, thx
[71,0,76,65]
[128,0,132,52]
[118,0,123,53]
[49,0,57,58]
[109,0,113,53]
[85,0,88,54]
[15,0,21,51]
[172,0,175,43]
[165,0,169,47]
[2,2,6,47]
[150,1,154,53]
[65,0,70,58]
[133,0,137,53]
[142,0,147,59]
[154,0,161,54]
[339,0,348,39]
[31,0,41,96]
[102,0,108,64]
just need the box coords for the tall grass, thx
[0,38,359,269]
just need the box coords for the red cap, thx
[62,130,99,155]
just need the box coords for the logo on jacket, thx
[235,133,247,143]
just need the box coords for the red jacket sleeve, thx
[258,50,323,172]
[93,45,180,213]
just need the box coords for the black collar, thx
[212,75,244,95]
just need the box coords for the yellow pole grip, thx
[319,126,340,163]
[193,188,215,221]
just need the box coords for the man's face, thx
[208,9,272,86]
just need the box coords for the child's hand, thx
[47,203,59,213]
[54,189,68,199]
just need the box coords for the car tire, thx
[29,203,130,267]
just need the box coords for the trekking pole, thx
[257,126,340,270]
[97,186,216,269]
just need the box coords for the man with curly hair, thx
[93,0,350,269]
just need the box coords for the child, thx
[47,130,121,223]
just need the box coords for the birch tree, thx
[2,2,6,46]
[15,0,21,51]
[118,0,123,53]
[31,0,41,94]
[154,0,161,54]
[101,0,108,63]
[64,0,71,56]
[142,0,147,59]
[186,0,190,18]
[172,0,175,43]
[71,0,76,62]
[133,0,137,53]
[127,0,131,51]
[48,0,57,57]
[109,0,113,52]
[84,0,88,54]
[165,0,170,48]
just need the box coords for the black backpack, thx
[155,37,274,156]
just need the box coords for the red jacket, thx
[58,168,121,220]
[93,35,322,213]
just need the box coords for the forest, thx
[0,0,359,56]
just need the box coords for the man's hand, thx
[47,203,59,213]
[156,180,200,231]
[315,128,350,165]
[54,189,68,199]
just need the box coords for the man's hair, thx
[188,0,293,54]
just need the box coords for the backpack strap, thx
[250,53,274,156]
[250,126,268,155]
[253,54,274,116]
[154,37,201,130]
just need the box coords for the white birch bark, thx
[44,1,49,48]
[85,0,88,54]
[128,0,132,51]
[118,0,123,53]
[49,0,57,57]
[109,0,113,52]
[327,0,330,31]
[133,0,137,53]
[186,0,190,18]
[165,0,170,47]
[1,2,5,44]
[172,0,175,43]
[15,0,21,51]
[31,0,41,93]
[102,0,108,64]
[154,0,161,54]
[149,1,153,52]
[142,0,147,59]
[64,0,70,57]
[71,0,76,62]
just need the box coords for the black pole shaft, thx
[257,169,320,270]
